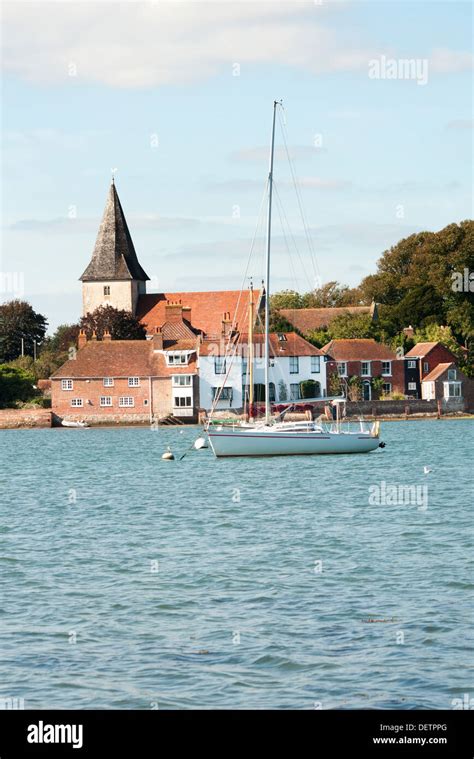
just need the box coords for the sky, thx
[1,0,473,332]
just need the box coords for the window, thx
[173,375,191,387]
[103,286,110,296]
[214,357,226,374]
[212,387,232,401]
[408,382,417,390]
[128,377,140,387]
[382,361,391,376]
[407,360,416,369]
[278,334,287,342]
[71,398,83,407]
[167,353,188,365]
[242,359,248,376]
[119,397,134,407]
[289,356,299,374]
[61,379,73,391]
[144,399,148,406]
[290,383,301,400]
[311,356,320,373]
[269,382,276,402]
[447,369,457,381]
[337,362,347,377]
[103,377,114,387]
[361,361,371,377]
[174,396,192,407]
[100,396,112,407]
[445,382,461,398]
[382,383,391,395]
[423,361,429,373]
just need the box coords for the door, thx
[362,381,371,401]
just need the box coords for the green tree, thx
[328,313,374,340]
[47,323,80,353]
[80,305,146,340]
[269,290,304,310]
[0,364,37,407]
[0,300,48,362]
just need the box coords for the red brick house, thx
[321,338,405,400]
[421,362,474,409]
[51,328,199,424]
[403,342,459,397]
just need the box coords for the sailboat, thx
[206,101,383,457]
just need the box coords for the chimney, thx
[222,311,232,338]
[182,306,192,325]
[165,300,183,323]
[103,329,112,342]
[152,326,163,351]
[78,329,87,349]
[91,330,97,341]
[403,325,414,338]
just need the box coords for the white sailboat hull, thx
[208,425,381,457]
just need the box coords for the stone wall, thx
[0,409,52,429]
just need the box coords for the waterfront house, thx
[403,342,459,397]
[321,338,404,400]
[51,329,199,423]
[421,362,474,408]
[198,332,327,411]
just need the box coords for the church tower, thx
[80,181,149,316]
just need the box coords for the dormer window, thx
[278,334,287,342]
[166,353,189,366]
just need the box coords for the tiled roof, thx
[199,332,323,357]
[321,339,396,361]
[80,182,149,282]
[161,320,198,342]
[51,340,196,379]
[422,362,455,382]
[280,305,374,333]
[405,342,441,358]
[137,289,262,338]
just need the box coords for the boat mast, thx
[248,281,254,419]
[264,100,279,424]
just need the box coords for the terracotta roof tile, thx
[280,305,373,333]
[137,289,262,337]
[405,342,441,358]
[321,339,396,361]
[422,362,455,382]
[199,332,323,357]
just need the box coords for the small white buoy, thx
[423,466,432,475]
[162,446,175,461]
[193,437,208,450]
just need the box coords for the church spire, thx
[80,182,149,282]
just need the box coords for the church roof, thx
[80,182,149,282]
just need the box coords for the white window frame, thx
[119,396,135,407]
[166,353,188,366]
[381,361,391,376]
[103,377,114,387]
[337,362,347,377]
[361,361,371,377]
[382,383,392,395]
[447,369,457,381]
[70,398,83,407]
[172,375,192,387]
[444,382,461,398]
[290,383,301,400]
[289,356,299,374]
[174,395,192,408]
[408,382,417,391]
[61,379,73,391]
[128,377,140,387]
[311,356,320,374]
[407,360,416,369]
[212,387,232,402]
[100,396,112,407]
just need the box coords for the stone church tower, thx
[80,181,149,316]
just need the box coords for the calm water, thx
[0,420,472,710]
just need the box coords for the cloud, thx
[0,2,388,88]
[445,119,474,130]
[430,48,474,73]
[308,222,421,248]
[206,176,351,192]
[230,145,325,162]
[8,214,201,233]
